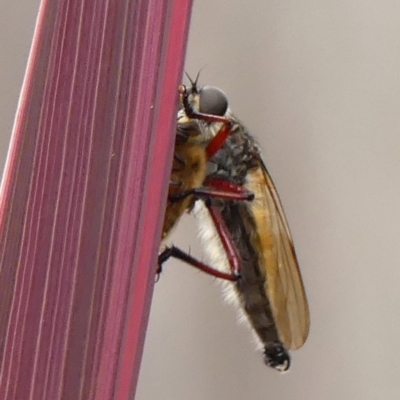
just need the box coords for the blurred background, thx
[2,1,400,399]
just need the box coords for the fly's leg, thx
[200,178,254,277]
[159,87,246,281]
[157,202,244,281]
[157,246,239,282]
[160,180,252,281]
[205,202,242,277]
[168,184,254,202]
[205,177,256,198]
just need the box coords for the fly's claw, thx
[155,265,162,282]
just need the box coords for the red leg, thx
[168,185,254,202]
[205,124,231,158]
[205,203,242,277]
[160,87,246,282]
[205,178,253,197]
[157,246,239,282]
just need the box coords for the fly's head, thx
[183,72,229,118]
[178,74,230,146]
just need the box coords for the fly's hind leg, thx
[157,245,240,282]
[160,182,253,281]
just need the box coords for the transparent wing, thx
[246,161,310,349]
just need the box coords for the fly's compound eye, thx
[198,86,228,116]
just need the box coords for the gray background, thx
[2,1,400,400]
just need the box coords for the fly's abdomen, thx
[220,200,290,371]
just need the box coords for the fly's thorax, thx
[173,120,213,189]
[206,119,261,185]
[171,142,207,187]
[162,117,210,240]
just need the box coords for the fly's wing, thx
[246,160,310,350]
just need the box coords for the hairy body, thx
[195,111,309,371]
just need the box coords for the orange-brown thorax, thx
[162,138,207,239]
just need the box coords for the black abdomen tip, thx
[264,343,291,372]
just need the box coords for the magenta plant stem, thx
[0,0,193,399]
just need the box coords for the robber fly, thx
[159,80,253,281]
[184,82,310,371]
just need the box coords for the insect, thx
[159,78,309,372]
[188,82,310,371]
[159,81,253,281]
